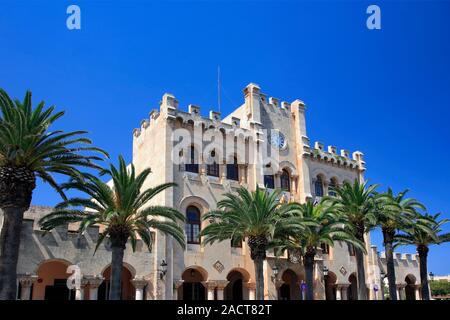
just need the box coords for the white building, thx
[10,83,421,300]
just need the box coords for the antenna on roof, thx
[217,65,221,113]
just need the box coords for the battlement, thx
[380,251,419,262]
[132,83,309,138]
[16,206,148,251]
[20,205,101,237]
[132,91,257,139]
[306,141,365,171]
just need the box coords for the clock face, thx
[270,131,287,149]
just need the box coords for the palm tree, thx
[274,201,364,300]
[0,89,106,299]
[324,179,378,300]
[201,186,306,300]
[39,156,186,300]
[374,188,425,300]
[395,212,450,300]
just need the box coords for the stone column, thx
[291,176,297,196]
[396,284,405,301]
[239,165,246,185]
[335,286,342,300]
[220,170,227,184]
[19,275,38,300]
[75,278,88,301]
[131,277,148,300]
[245,282,256,300]
[87,276,103,300]
[414,285,421,300]
[336,284,349,300]
[174,280,184,300]
[216,280,229,300]
[75,288,83,301]
[203,281,216,300]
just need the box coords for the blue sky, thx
[1,0,449,274]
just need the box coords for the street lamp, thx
[323,266,329,277]
[271,265,279,282]
[159,260,168,280]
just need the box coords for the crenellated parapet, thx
[11,206,154,283]
[259,94,292,118]
[380,252,419,263]
[19,206,147,251]
[304,140,366,171]
[378,250,421,288]
[132,91,258,141]
[132,84,311,141]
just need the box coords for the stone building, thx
[5,83,421,300]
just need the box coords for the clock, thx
[270,131,287,149]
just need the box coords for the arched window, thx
[280,169,290,191]
[185,146,199,173]
[227,157,239,181]
[328,178,337,197]
[186,206,201,244]
[315,176,324,197]
[206,150,219,177]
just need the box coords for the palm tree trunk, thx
[417,245,430,300]
[355,249,368,300]
[253,257,264,300]
[109,244,125,300]
[248,236,267,300]
[383,229,397,300]
[355,224,368,300]
[0,207,25,300]
[0,167,35,300]
[304,252,315,300]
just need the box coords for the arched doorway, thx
[181,268,207,300]
[98,265,134,300]
[225,269,249,300]
[347,273,358,300]
[33,260,74,300]
[279,269,301,300]
[325,272,337,300]
[405,275,417,300]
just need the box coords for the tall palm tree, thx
[273,201,364,300]
[395,212,450,300]
[201,186,306,300]
[0,89,106,300]
[39,156,186,300]
[324,179,378,300]
[374,188,425,300]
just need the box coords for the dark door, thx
[44,279,74,300]
[405,285,416,300]
[98,280,110,300]
[279,284,290,300]
[232,279,243,300]
[183,282,205,300]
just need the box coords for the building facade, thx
[6,83,421,300]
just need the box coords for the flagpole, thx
[218,65,221,113]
